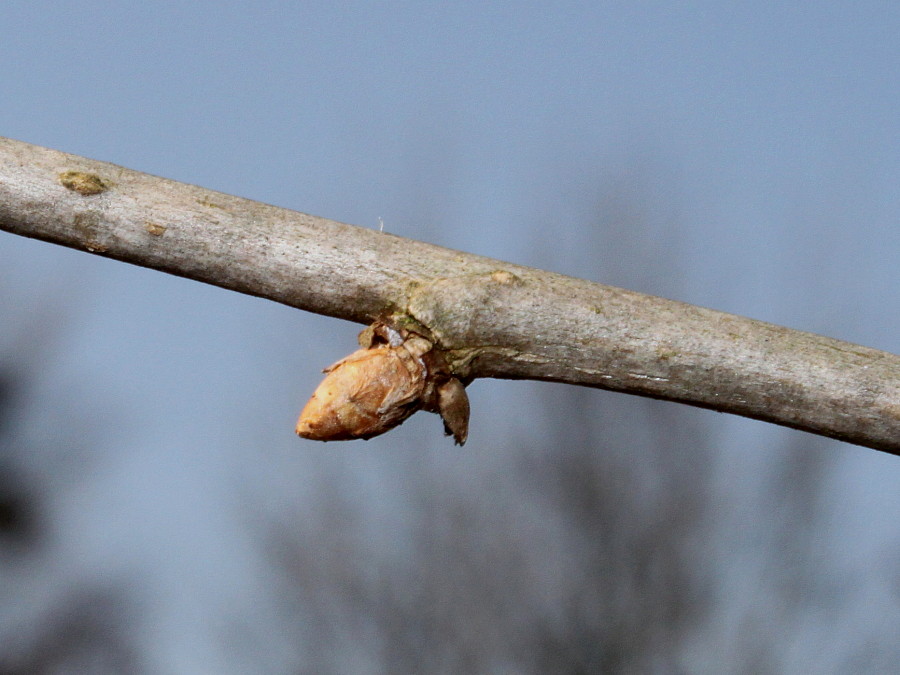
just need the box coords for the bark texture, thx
[1,136,898,454]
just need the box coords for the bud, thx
[435,378,470,445]
[296,323,470,444]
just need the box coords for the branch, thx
[1,136,898,454]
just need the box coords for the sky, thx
[1,2,899,672]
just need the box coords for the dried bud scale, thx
[296,322,470,445]
[434,378,470,445]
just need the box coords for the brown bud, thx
[436,378,470,445]
[296,323,471,444]
[296,344,426,441]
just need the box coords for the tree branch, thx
[1,136,898,454]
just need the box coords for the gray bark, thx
[1,136,897,454]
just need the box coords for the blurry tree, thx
[263,364,870,674]
[0,368,41,552]
[0,303,139,675]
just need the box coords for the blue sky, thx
[1,2,898,671]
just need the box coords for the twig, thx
[1,136,898,454]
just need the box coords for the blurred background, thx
[1,2,899,673]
